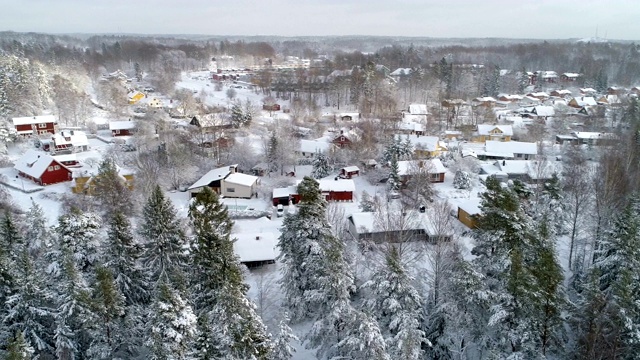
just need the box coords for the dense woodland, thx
[1,32,640,359]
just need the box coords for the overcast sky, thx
[2,0,639,40]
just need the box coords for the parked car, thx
[276,204,284,217]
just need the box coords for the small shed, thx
[340,166,360,179]
[272,186,299,206]
[109,121,136,137]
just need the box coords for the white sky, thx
[2,0,639,40]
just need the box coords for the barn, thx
[14,150,72,185]
[340,166,360,179]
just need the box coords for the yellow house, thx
[72,171,134,195]
[395,134,447,158]
[472,124,513,142]
[128,91,145,105]
[457,199,482,229]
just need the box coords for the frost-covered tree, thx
[359,190,377,212]
[363,246,425,359]
[5,331,35,360]
[147,280,197,360]
[86,267,126,359]
[388,156,401,191]
[104,212,148,306]
[453,169,471,190]
[311,151,331,179]
[382,137,412,164]
[51,210,101,277]
[140,185,189,291]
[93,157,134,216]
[231,102,244,128]
[189,187,272,359]
[272,314,298,360]
[278,177,343,320]
[23,200,50,257]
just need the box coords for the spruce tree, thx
[311,151,331,179]
[5,331,35,360]
[87,267,126,359]
[272,314,298,360]
[388,156,401,191]
[93,157,134,216]
[189,187,272,359]
[104,212,148,305]
[53,209,101,275]
[23,200,50,258]
[453,169,471,190]
[363,247,424,359]
[140,185,189,291]
[147,280,197,360]
[231,102,244,128]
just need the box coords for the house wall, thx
[15,123,56,135]
[327,191,353,202]
[332,136,352,148]
[222,181,255,199]
[112,129,132,137]
[430,173,445,183]
[457,208,478,229]
[34,160,72,185]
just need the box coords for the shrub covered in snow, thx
[453,170,471,190]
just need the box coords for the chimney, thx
[419,206,426,213]
[502,160,506,166]
[340,130,344,134]
[255,235,260,240]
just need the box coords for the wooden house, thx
[457,199,482,229]
[395,134,447,158]
[109,121,136,137]
[332,129,360,148]
[340,166,360,179]
[348,210,453,243]
[72,168,134,195]
[397,159,447,185]
[560,73,580,82]
[233,231,278,268]
[127,91,145,104]
[14,150,72,185]
[12,115,57,136]
[568,97,598,108]
[472,124,513,142]
[188,165,236,197]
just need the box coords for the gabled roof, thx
[188,166,234,190]
[390,68,413,76]
[531,106,555,117]
[12,115,56,126]
[397,159,446,176]
[394,134,445,152]
[342,166,360,173]
[457,198,482,216]
[570,97,598,107]
[109,121,136,130]
[53,130,89,147]
[349,209,449,236]
[233,231,279,263]
[299,139,333,154]
[485,140,538,156]
[476,124,513,136]
[224,173,258,187]
[14,149,67,179]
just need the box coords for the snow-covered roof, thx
[53,130,89,147]
[349,210,448,236]
[272,186,296,199]
[398,120,425,132]
[572,131,615,140]
[552,89,572,95]
[485,140,538,156]
[233,232,278,263]
[598,95,621,104]
[458,198,482,216]
[528,92,550,98]
[188,166,233,190]
[299,139,332,154]
[476,124,513,136]
[224,173,258,187]
[562,72,580,78]
[571,97,597,107]
[52,154,77,163]
[109,121,136,130]
[397,159,446,176]
[14,149,65,178]
[390,68,413,76]
[580,88,597,93]
[473,96,497,103]
[12,115,56,126]
[342,166,360,173]
[532,106,555,117]
[408,103,428,115]
[296,179,355,192]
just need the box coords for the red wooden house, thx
[14,150,72,185]
[272,178,355,205]
[12,115,57,136]
[109,121,136,137]
[340,166,360,179]
[332,129,360,148]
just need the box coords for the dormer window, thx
[38,123,47,128]
[340,136,345,141]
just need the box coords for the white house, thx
[233,231,278,267]
[297,139,334,158]
[221,172,259,198]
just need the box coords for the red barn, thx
[340,166,360,179]
[12,115,57,136]
[109,121,136,137]
[14,150,72,185]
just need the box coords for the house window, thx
[227,188,235,193]
[54,165,60,170]
[39,130,48,135]
[38,123,47,128]
[114,130,120,134]
[340,136,345,141]
[48,166,53,171]
[429,173,440,181]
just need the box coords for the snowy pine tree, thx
[147,280,197,360]
[231,102,244,128]
[388,156,401,191]
[104,212,148,305]
[86,267,126,359]
[359,190,376,212]
[453,169,471,190]
[23,200,50,257]
[189,187,272,359]
[140,185,189,291]
[272,314,298,360]
[52,209,101,277]
[363,247,425,360]
[5,331,35,360]
[311,151,331,179]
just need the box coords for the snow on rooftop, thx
[397,159,446,176]
[188,166,233,190]
[457,198,482,216]
[477,124,513,136]
[532,106,555,117]
[272,186,296,199]
[109,121,136,130]
[485,140,538,156]
[14,149,61,179]
[224,173,258,187]
[299,139,332,154]
[408,103,428,115]
[233,232,279,263]
[296,179,355,192]
[53,130,89,147]
[395,134,442,152]
[342,166,360,173]
[12,115,56,126]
